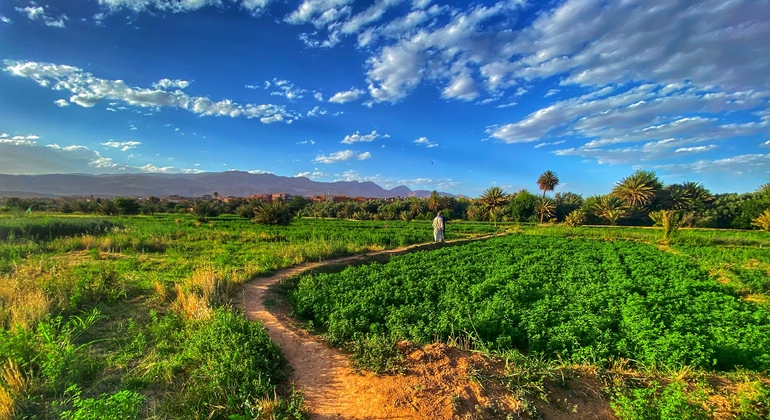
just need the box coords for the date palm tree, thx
[537,170,559,199]
[428,191,441,213]
[752,209,770,232]
[612,170,661,208]
[479,186,509,210]
[536,197,556,223]
[592,195,626,225]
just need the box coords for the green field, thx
[0,214,498,419]
[1,215,769,419]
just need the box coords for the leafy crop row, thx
[290,235,770,370]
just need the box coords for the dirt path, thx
[242,236,497,419]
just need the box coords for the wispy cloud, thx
[15,5,67,27]
[328,88,365,104]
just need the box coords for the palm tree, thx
[564,209,585,227]
[536,170,559,199]
[592,195,626,225]
[536,197,556,223]
[479,186,509,210]
[428,191,441,213]
[408,199,424,218]
[612,170,661,208]
[752,209,770,232]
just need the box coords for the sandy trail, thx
[242,237,495,419]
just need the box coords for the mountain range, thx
[0,172,455,199]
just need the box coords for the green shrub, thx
[60,385,144,420]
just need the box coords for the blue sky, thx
[1,0,769,197]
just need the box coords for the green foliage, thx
[611,380,710,420]
[191,201,219,222]
[752,209,770,232]
[0,217,116,241]
[253,201,292,226]
[113,198,140,215]
[350,334,404,375]
[564,209,585,227]
[177,308,289,418]
[290,235,770,370]
[60,385,144,420]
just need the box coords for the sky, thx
[1,0,769,198]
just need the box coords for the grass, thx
[0,214,496,418]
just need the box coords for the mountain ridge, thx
[0,172,457,199]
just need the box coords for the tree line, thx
[1,170,768,231]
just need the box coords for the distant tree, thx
[564,209,585,227]
[479,186,509,211]
[253,201,292,226]
[235,204,255,219]
[536,170,559,199]
[428,191,441,213]
[98,200,120,216]
[554,192,584,221]
[536,197,556,223]
[287,196,311,215]
[592,195,626,225]
[650,209,684,244]
[191,201,219,222]
[409,199,425,219]
[752,209,770,232]
[508,189,538,222]
[612,170,661,209]
[114,197,140,215]
[73,200,93,214]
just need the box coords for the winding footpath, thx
[242,235,499,419]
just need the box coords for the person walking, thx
[432,211,446,243]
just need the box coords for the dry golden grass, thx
[0,271,51,331]
[0,359,29,420]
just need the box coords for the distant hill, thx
[0,172,457,199]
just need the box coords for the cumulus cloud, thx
[313,149,370,163]
[54,99,69,107]
[4,60,300,124]
[101,140,141,151]
[413,136,437,148]
[0,15,11,23]
[341,130,389,144]
[328,88,365,103]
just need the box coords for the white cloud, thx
[4,60,300,124]
[54,99,69,107]
[97,0,273,15]
[297,139,316,145]
[544,89,559,98]
[16,6,45,20]
[534,140,565,149]
[266,78,308,100]
[495,101,517,109]
[413,136,437,148]
[655,153,770,175]
[675,145,717,154]
[442,72,479,101]
[0,15,11,23]
[296,171,326,178]
[341,130,388,144]
[306,106,327,117]
[15,5,67,27]
[153,78,190,89]
[314,92,324,101]
[101,140,142,151]
[761,139,770,147]
[314,149,370,163]
[328,88,365,103]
